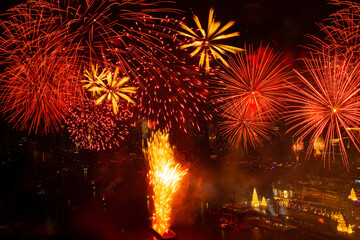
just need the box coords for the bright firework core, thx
[143,130,188,238]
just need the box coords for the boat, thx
[222,203,251,216]
[247,217,297,231]
[150,227,177,240]
[219,217,248,231]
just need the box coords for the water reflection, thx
[0,155,329,240]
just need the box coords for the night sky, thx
[0,0,333,47]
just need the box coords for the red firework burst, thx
[286,52,360,169]
[65,99,133,151]
[216,44,291,149]
[0,37,81,134]
[133,29,212,133]
[219,100,274,149]
[112,18,212,133]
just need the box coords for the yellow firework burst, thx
[84,65,136,115]
[178,8,243,73]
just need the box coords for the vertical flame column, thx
[143,130,188,238]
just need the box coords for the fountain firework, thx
[143,130,188,239]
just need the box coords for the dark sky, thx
[176,0,332,52]
[0,0,332,49]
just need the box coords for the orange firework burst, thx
[286,51,360,169]
[143,130,188,237]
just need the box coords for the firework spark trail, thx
[0,36,81,134]
[307,0,360,57]
[143,130,188,237]
[216,44,291,149]
[286,51,360,169]
[219,101,273,150]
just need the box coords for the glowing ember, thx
[143,130,188,237]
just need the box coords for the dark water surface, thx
[0,157,344,240]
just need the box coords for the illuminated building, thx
[349,188,357,201]
[337,214,347,233]
[251,188,260,208]
[261,196,267,207]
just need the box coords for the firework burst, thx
[83,64,136,115]
[286,52,360,169]
[65,99,133,151]
[0,37,81,134]
[143,130,188,237]
[131,24,212,133]
[178,8,243,73]
[219,101,274,150]
[216,44,291,149]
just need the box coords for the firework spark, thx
[292,140,304,163]
[314,137,325,157]
[178,8,243,73]
[286,52,360,169]
[131,24,212,133]
[143,130,188,237]
[65,99,133,151]
[216,45,291,149]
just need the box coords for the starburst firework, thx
[286,52,360,169]
[216,45,291,149]
[219,101,273,150]
[84,65,136,115]
[178,8,243,73]
[0,1,84,134]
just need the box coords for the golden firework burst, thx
[178,8,243,73]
